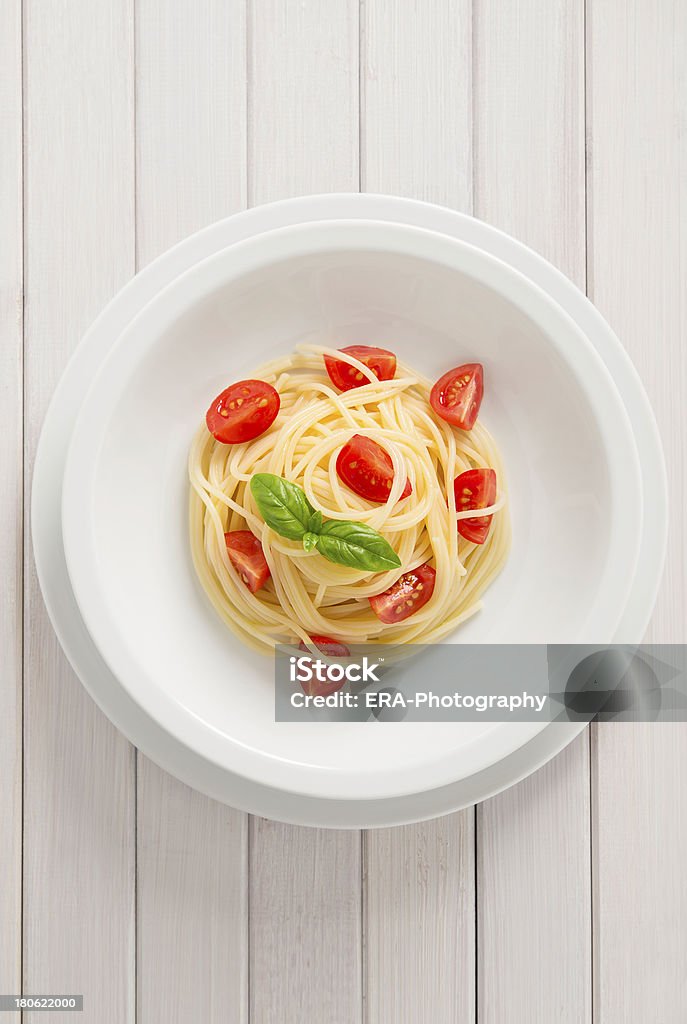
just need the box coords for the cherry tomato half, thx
[430,363,484,430]
[297,636,351,696]
[454,468,497,544]
[324,345,397,392]
[206,379,280,444]
[368,563,436,624]
[298,636,351,658]
[336,434,412,504]
[224,530,271,592]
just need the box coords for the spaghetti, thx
[189,344,509,654]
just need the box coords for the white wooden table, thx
[2,1,686,1020]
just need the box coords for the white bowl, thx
[34,192,667,824]
[61,219,642,801]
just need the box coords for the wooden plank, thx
[135,0,247,261]
[22,0,136,1020]
[361,3,476,1022]
[588,0,687,1019]
[249,820,362,1024]
[0,0,22,1015]
[136,770,248,1022]
[473,2,592,1021]
[364,820,475,1023]
[134,2,248,1020]
[473,0,586,283]
[248,4,362,1021]
[248,0,359,203]
[361,0,473,204]
[587,0,685,644]
[592,724,687,1018]
[478,737,591,1022]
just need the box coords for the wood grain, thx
[247,4,362,1021]
[473,3,592,1021]
[592,724,687,1019]
[135,0,247,263]
[478,738,591,1023]
[248,0,359,204]
[364,819,475,1023]
[587,0,686,645]
[473,0,586,284]
[134,3,249,1020]
[361,0,472,205]
[249,820,362,1024]
[0,0,22,1014]
[361,4,476,1022]
[22,0,136,1021]
[137,771,248,1022]
[588,1,687,1019]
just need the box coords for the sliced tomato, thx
[369,563,436,624]
[336,434,412,504]
[206,379,280,444]
[454,468,497,544]
[224,530,271,592]
[297,636,351,696]
[324,345,397,392]
[430,363,484,430]
[298,636,351,658]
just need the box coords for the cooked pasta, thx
[189,344,509,654]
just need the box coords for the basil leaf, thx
[315,520,401,572]
[250,474,316,541]
[250,474,401,571]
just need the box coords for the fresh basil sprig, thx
[249,473,401,573]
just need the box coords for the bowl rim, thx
[60,216,643,800]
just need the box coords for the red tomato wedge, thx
[430,363,484,430]
[454,468,497,544]
[324,345,397,392]
[298,636,351,658]
[224,530,271,592]
[297,636,351,696]
[206,379,280,444]
[369,563,436,624]
[336,434,412,504]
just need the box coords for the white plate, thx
[32,194,667,826]
[61,218,642,801]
